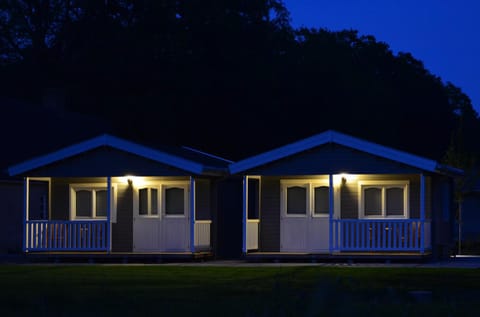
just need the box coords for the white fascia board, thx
[8,135,108,176]
[332,132,438,172]
[106,135,204,174]
[229,131,333,174]
[8,134,205,176]
[229,129,439,174]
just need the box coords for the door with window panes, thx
[133,182,189,251]
[280,181,330,252]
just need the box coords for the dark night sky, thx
[284,0,480,114]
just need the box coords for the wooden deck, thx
[22,251,214,263]
[244,251,433,263]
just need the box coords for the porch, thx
[22,176,213,253]
[243,173,433,255]
[24,219,212,252]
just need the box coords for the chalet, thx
[6,134,230,260]
[229,130,463,260]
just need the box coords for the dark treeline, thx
[1,0,479,165]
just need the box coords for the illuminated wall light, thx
[333,173,357,186]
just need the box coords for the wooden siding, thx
[257,174,433,252]
[26,147,191,177]
[51,177,105,220]
[338,174,431,219]
[0,182,23,253]
[195,179,211,221]
[112,183,132,252]
[215,178,243,258]
[260,177,280,251]
[431,176,454,250]
[247,144,425,175]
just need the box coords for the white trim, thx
[358,180,409,219]
[162,181,190,218]
[246,176,261,220]
[182,146,234,163]
[69,183,117,222]
[8,134,205,176]
[134,185,161,217]
[229,130,440,174]
[280,179,333,218]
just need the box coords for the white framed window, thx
[162,183,189,217]
[133,181,189,218]
[70,183,117,222]
[138,186,159,216]
[358,180,409,218]
[281,180,330,217]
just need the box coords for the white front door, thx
[280,181,331,252]
[133,182,190,252]
[161,184,189,251]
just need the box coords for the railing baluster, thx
[393,222,400,249]
[355,222,360,249]
[345,222,349,249]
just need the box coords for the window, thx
[281,180,330,217]
[164,187,185,216]
[138,187,159,216]
[287,186,307,215]
[314,186,329,215]
[134,182,189,218]
[247,178,260,219]
[70,184,116,221]
[359,181,409,218]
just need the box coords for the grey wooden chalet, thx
[7,134,230,257]
[229,130,463,259]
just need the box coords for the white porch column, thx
[190,176,196,253]
[23,177,30,252]
[329,174,334,253]
[420,173,426,254]
[242,175,247,254]
[107,176,112,252]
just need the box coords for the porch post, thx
[23,177,30,252]
[190,176,196,253]
[242,175,247,254]
[107,176,112,252]
[420,173,425,254]
[329,174,334,253]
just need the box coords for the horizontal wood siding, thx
[51,178,105,220]
[247,144,424,175]
[195,179,211,221]
[260,177,280,251]
[340,180,357,219]
[339,174,427,220]
[112,183,132,252]
[431,176,454,253]
[216,178,242,258]
[27,147,191,177]
[0,182,23,253]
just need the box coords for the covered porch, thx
[8,134,228,256]
[242,173,432,255]
[22,176,212,253]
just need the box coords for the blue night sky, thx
[283,0,480,114]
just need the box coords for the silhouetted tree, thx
[0,1,478,162]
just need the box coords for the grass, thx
[1,265,480,316]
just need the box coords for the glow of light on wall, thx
[333,173,357,186]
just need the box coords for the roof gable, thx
[229,130,460,175]
[8,134,222,176]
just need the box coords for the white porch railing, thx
[194,220,211,250]
[332,219,431,251]
[25,220,108,251]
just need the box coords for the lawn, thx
[1,265,479,316]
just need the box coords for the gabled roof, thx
[229,130,463,175]
[8,134,229,176]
